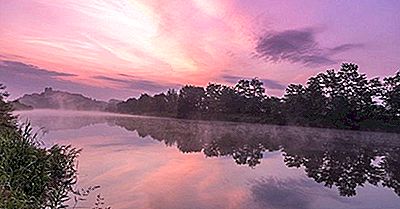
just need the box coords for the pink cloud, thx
[1,0,399,99]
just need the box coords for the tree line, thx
[112,63,399,132]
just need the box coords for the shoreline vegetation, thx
[0,84,79,208]
[1,61,399,206]
[0,85,109,208]
[112,63,400,133]
[12,63,400,133]
[14,109,400,198]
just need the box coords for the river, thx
[17,110,400,209]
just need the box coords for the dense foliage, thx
[0,85,81,208]
[0,84,16,132]
[115,63,400,132]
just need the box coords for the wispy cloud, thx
[1,0,399,99]
[327,43,364,55]
[0,60,137,100]
[222,75,286,90]
[93,75,180,93]
[92,75,128,83]
[255,28,364,66]
[0,60,76,77]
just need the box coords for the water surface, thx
[17,110,400,209]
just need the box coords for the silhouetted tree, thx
[113,63,399,132]
[204,83,243,119]
[0,84,16,130]
[382,71,400,119]
[177,85,205,118]
[165,89,179,116]
[283,63,384,129]
[136,93,155,113]
[204,83,226,114]
[234,78,266,116]
[234,78,265,99]
[219,85,243,116]
[283,84,310,125]
[319,63,382,129]
[111,115,400,197]
[116,97,138,114]
[260,96,285,124]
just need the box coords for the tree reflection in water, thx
[20,111,400,197]
[112,117,400,197]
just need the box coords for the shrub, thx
[0,124,81,208]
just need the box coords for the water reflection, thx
[251,178,335,209]
[18,110,400,201]
[110,117,400,197]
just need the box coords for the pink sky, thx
[1,0,399,100]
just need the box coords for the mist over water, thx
[17,110,400,209]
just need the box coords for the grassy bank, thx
[0,84,82,209]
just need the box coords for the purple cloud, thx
[0,60,76,77]
[255,28,364,66]
[93,75,181,93]
[0,60,142,100]
[222,75,286,90]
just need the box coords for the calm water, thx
[17,110,400,209]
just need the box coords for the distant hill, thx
[11,100,33,111]
[17,87,110,111]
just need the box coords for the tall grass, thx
[0,123,81,208]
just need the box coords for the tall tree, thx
[234,78,266,115]
[136,93,155,113]
[321,63,382,128]
[283,84,310,125]
[116,97,138,114]
[165,89,179,116]
[204,83,244,120]
[204,83,225,114]
[261,96,285,124]
[234,78,265,99]
[177,85,205,118]
[382,71,400,119]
